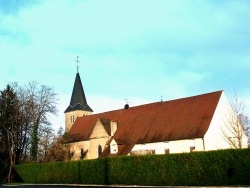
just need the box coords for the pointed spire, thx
[64,58,93,113]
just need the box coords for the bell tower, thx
[64,57,93,132]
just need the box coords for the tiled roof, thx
[68,90,223,155]
[64,73,93,113]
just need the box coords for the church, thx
[64,69,248,160]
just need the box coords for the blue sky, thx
[1,0,250,131]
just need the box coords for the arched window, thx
[98,145,102,157]
[80,148,87,160]
[80,148,84,160]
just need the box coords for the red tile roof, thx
[69,91,223,149]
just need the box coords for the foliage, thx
[79,158,108,184]
[0,82,58,182]
[109,149,250,186]
[44,133,71,162]
[14,149,250,186]
[0,84,26,182]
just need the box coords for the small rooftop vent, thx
[124,104,129,109]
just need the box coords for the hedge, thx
[14,149,250,186]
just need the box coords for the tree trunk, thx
[31,119,39,161]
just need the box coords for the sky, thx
[1,0,250,132]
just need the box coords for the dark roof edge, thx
[64,103,93,113]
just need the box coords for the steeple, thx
[64,72,93,113]
[64,57,93,132]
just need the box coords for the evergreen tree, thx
[0,85,21,182]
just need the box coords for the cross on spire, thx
[75,56,80,73]
[125,99,129,104]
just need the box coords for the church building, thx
[64,68,248,160]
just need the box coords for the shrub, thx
[14,149,250,186]
[79,158,108,184]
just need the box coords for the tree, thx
[0,82,58,182]
[14,84,34,163]
[37,125,55,162]
[222,94,250,149]
[44,132,72,162]
[0,84,26,182]
[23,82,58,161]
[57,126,64,137]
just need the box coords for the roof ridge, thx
[164,90,223,103]
[92,90,223,115]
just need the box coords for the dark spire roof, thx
[64,73,93,113]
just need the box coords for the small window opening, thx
[111,144,118,154]
[70,115,75,123]
[98,145,102,157]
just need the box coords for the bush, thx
[14,149,250,186]
[14,161,80,184]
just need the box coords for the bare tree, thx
[44,132,72,162]
[15,84,34,163]
[222,93,249,149]
[24,82,58,161]
[37,125,55,162]
[57,126,64,137]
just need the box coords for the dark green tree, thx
[0,85,22,182]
